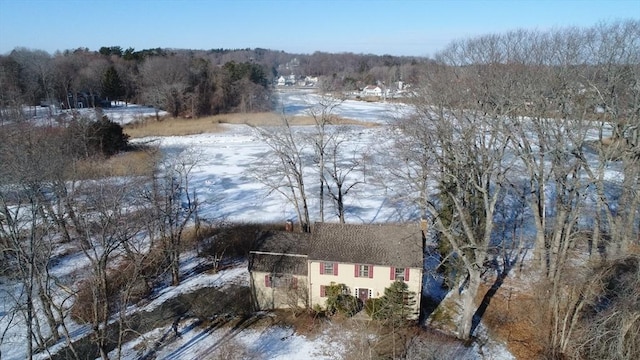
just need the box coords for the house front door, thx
[358,288,369,302]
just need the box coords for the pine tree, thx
[89,115,129,156]
[375,281,416,325]
[102,66,124,103]
[325,283,360,316]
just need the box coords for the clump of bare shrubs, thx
[522,255,640,360]
[570,255,640,360]
[71,222,283,324]
[71,246,168,323]
[475,255,640,360]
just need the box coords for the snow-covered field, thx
[140,124,407,226]
[115,90,421,226]
[277,89,411,123]
[17,101,168,126]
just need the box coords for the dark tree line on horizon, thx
[0,45,427,121]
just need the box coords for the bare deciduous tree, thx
[139,56,189,118]
[145,148,200,285]
[306,94,342,222]
[72,178,145,360]
[0,124,79,359]
[9,48,54,117]
[323,137,367,224]
[253,117,312,232]
[306,94,367,223]
[398,96,512,341]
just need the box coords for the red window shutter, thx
[369,265,374,278]
[354,264,359,277]
[265,274,271,287]
[390,267,395,280]
[333,263,339,276]
[404,268,410,281]
[320,285,326,297]
[319,262,325,275]
[291,277,298,289]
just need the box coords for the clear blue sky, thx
[0,0,638,57]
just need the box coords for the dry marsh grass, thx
[68,149,159,179]
[124,112,377,138]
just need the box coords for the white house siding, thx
[307,261,422,318]
[362,86,382,97]
[251,271,308,310]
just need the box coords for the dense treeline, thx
[0,46,426,121]
[391,19,639,358]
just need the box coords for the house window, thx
[355,264,372,278]
[324,262,334,275]
[359,265,369,278]
[320,262,338,275]
[390,267,410,281]
[265,274,297,289]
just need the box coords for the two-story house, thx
[249,222,425,318]
[361,85,383,97]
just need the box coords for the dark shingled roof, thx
[252,230,311,255]
[309,223,423,268]
[248,223,424,272]
[249,230,311,275]
[249,253,308,275]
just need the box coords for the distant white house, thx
[276,74,319,87]
[275,75,298,87]
[304,76,318,86]
[362,85,383,97]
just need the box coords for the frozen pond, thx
[275,89,411,124]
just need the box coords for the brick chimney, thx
[420,218,428,232]
[420,218,428,248]
[285,220,294,232]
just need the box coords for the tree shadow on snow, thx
[470,246,526,335]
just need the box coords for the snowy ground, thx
[138,124,405,226]
[106,260,340,360]
[17,101,168,126]
[109,91,515,359]
[111,314,346,360]
[276,90,412,123]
